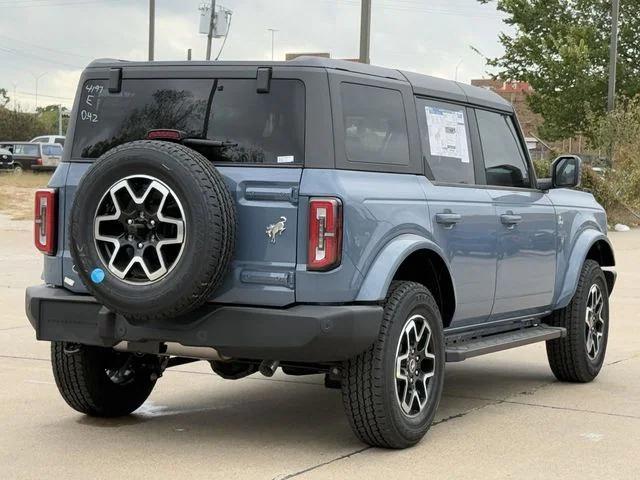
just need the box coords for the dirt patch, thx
[0,172,51,221]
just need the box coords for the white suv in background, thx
[31,135,65,147]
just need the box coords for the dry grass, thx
[0,172,51,220]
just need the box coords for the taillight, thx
[36,157,43,165]
[147,129,185,141]
[308,197,342,271]
[34,189,57,255]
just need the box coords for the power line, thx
[0,34,93,60]
[15,90,74,101]
[0,46,84,69]
[0,0,127,8]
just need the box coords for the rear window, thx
[42,144,63,155]
[72,78,305,165]
[13,144,39,156]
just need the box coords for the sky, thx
[0,0,509,112]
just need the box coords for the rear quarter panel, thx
[296,169,432,303]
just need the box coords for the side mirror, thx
[552,155,582,189]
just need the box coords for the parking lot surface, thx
[1,213,638,479]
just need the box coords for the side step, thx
[445,325,566,362]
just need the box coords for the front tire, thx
[51,342,157,417]
[545,260,609,383]
[341,281,445,449]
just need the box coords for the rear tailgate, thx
[54,66,307,307]
[207,166,301,306]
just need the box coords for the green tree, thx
[477,0,640,141]
[0,88,9,108]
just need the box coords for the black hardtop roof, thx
[86,56,512,112]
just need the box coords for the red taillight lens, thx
[308,197,342,271]
[36,157,42,165]
[34,189,57,255]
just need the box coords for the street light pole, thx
[31,72,47,112]
[607,0,620,112]
[359,0,372,64]
[267,28,278,61]
[206,0,216,60]
[454,59,463,82]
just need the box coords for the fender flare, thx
[554,230,615,310]
[355,233,455,302]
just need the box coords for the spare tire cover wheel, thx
[69,140,236,322]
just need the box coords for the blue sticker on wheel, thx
[91,268,105,284]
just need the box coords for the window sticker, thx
[277,155,294,163]
[425,106,470,163]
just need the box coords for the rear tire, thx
[545,260,609,383]
[341,281,445,449]
[51,341,157,417]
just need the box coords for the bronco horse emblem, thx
[266,216,287,243]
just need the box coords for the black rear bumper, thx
[25,285,382,362]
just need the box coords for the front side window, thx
[341,83,410,166]
[416,98,474,184]
[476,109,531,188]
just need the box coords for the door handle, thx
[435,213,462,227]
[501,213,523,227]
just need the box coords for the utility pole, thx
[607,0,620,112]
[267,28,278,61]
[58,105,63,136]
[12,82,17,113]
[148,0,155,61]
[359,0,372,64]
[206,0,216,60]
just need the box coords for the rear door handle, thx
[501,213,523,227]
[435,213,462,227]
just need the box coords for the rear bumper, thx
[25,285,382,362]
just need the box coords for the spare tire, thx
[70,140,236,322]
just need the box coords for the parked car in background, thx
[0,141,63,173]
[30,135,65,147]
[0,147,14,171]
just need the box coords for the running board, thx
[445,325,566,362]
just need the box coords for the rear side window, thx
[72,78,305,165]
[55,138,65,146]
[341,83,410,166]
[14,144,39,156]
[475,109,531,189]
[416,98,474,184]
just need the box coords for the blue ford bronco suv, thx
[26,57,616,449]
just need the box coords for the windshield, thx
[72,77,305,165]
